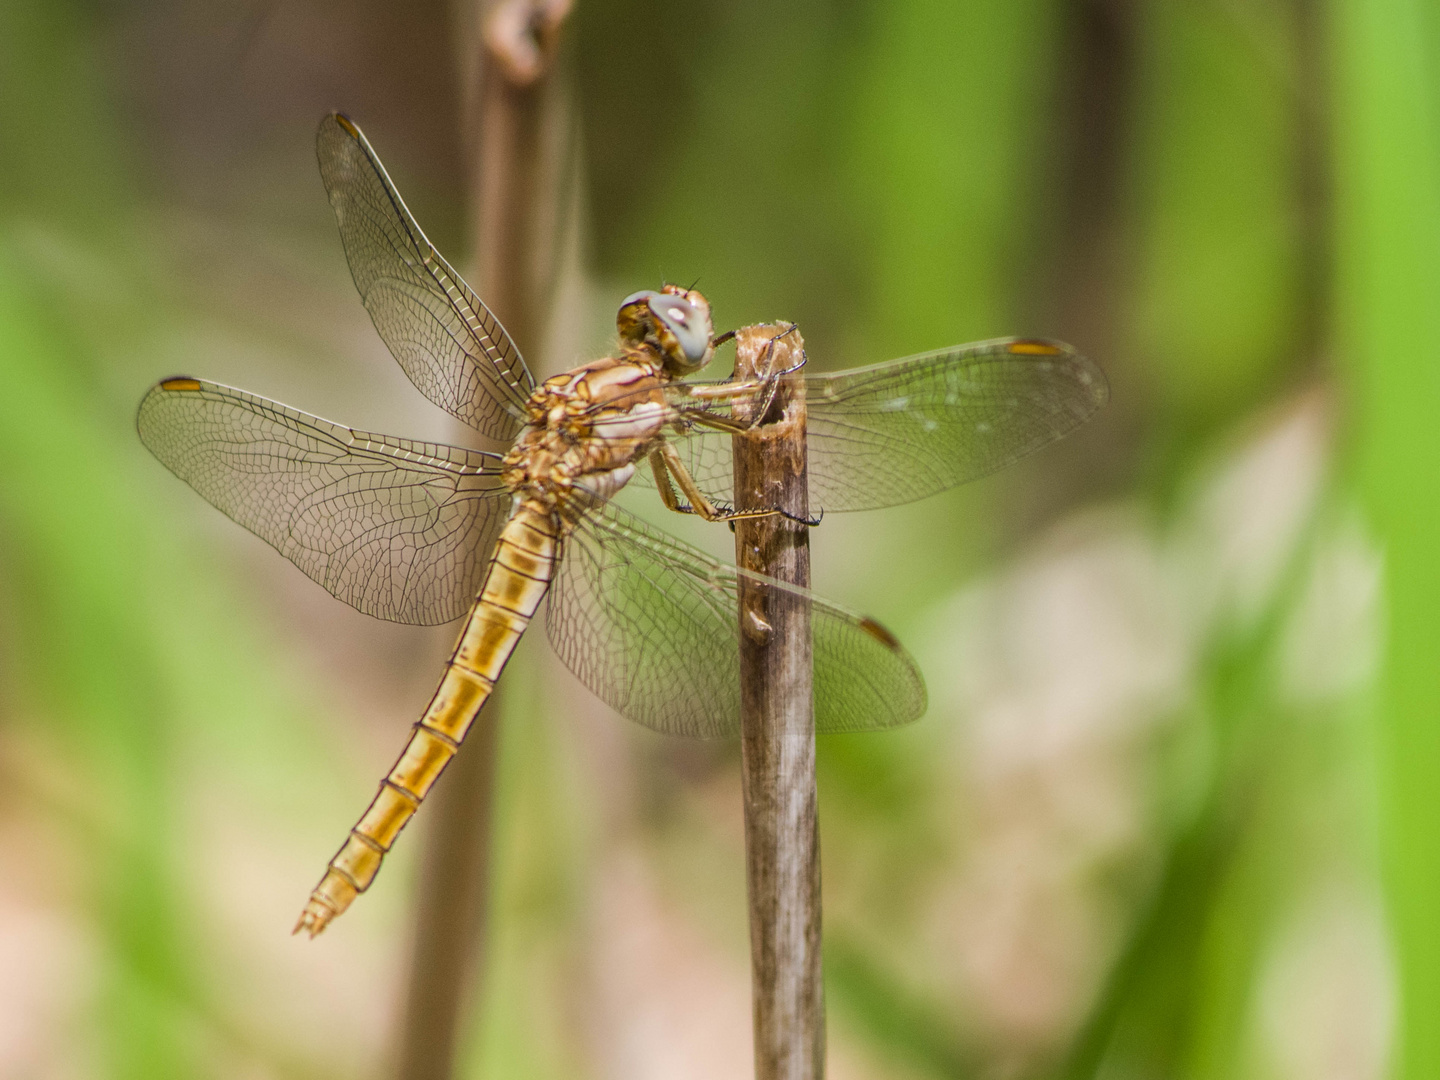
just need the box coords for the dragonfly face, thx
[617,285,717,375]
[135,112,1108,936]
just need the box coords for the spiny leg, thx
[648,447,686,514]
[687,327,805,432]
[651,441,817,526]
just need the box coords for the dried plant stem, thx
[393,694,502,1080]
[393,3,570,1078]
[732,324,825,1080]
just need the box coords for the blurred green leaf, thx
[1335,0,1440,1077]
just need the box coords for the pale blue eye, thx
[651,296,709,362]
[620,289,661,309]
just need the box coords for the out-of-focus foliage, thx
[0,1,1430,1079]
[1335,1,1440,1078]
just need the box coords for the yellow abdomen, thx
[294,501,557,937]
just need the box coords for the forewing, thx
[316,113,535,441]
[636,338,1107,512]
[137,377,509,625]
[546,504,926,737]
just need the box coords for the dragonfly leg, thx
[726,505,821,532]
[655,440,794,524]
[650,442,734,521]
[761,323,806,375]
[688,413,750,434]
[688,379,767,402]
[687,329,806,433]
[648,448,688,514]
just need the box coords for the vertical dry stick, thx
[470,0,574,344]
[393,3,571,1079]
[393,700,501,1080]
[732,324,825,1080]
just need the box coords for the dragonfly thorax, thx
[502,353,673,515]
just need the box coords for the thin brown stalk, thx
[732,324,825,1080]
[392,3,571,1078]
[392,698,503,1080]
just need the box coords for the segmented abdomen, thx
[294,501,557,937]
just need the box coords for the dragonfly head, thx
[617,285,715,375]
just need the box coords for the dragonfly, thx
[137,113,1107,938]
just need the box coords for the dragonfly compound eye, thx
[648,294,713,369]
[615,289,714,373]
[617,289,662,343]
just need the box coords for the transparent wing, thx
[546,503,926,738]
[628,338,1108,513]
[137,377,510,625]
[316,113,536,441]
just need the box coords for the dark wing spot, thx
[859,616,902,650]
[159,377,203,392]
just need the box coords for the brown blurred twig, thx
[392,3,572,1078]
[732,325,825,1080]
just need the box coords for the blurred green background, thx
[0,0,1434,1078]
